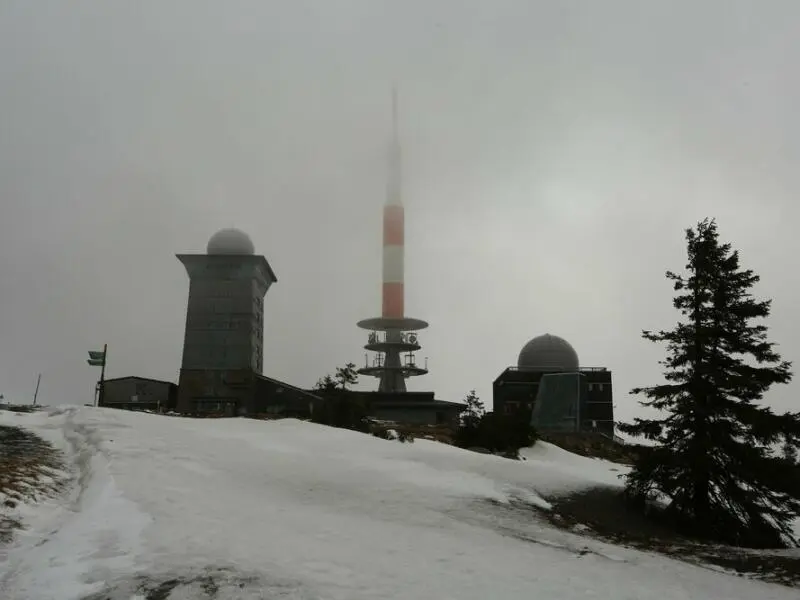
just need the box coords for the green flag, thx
[87,349,106,366]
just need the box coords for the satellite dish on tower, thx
[408,334,417,344]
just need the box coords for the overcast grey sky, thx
[1,1,798,422]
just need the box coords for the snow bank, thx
[0,407,151,599]
[0,406,795,600]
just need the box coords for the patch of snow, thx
[2,408,151,600]
[518,440,628,492]
[0,407,796,600]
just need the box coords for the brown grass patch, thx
[0,424,68,544]
[540,486,800,588]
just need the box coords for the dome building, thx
[493,333,615,436]
[517,334,580,372]
[206,228,256,255]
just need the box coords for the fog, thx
[1,1,798,422]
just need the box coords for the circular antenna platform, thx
[358,365,429,378]
[357,317,429,332]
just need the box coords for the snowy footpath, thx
[0,406,796,600]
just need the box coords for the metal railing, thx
[362,353,429,370]
[365,331,421,346]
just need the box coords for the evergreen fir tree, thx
[455,390,485,448]
[312,364,368,431]
[459,390,485,429]
[334,362,359,390]
[620,218,800,547]
[314,374,338,392]
[314,363,359,391]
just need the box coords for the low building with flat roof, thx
[99,376,178,413]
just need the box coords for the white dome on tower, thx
[206,228,255,255]
[517,333,580,371]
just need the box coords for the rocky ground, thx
[540,486,800,588]
[0,420,67,545]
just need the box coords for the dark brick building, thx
[492,334,615,437]
[493,367,614,435]
[177,369,322,417]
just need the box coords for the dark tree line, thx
[311,363,371,431]
[314,363,359,392]
[622,219,800,547]
[455,390,537,455]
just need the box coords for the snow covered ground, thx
[0,406,797,599]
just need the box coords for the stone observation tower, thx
[175,228,277,414]
[357,91,429,393]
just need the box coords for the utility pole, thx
[32,373,41,406]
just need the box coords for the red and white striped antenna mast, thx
[357,88,429,393]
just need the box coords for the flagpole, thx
[99,343,107,407]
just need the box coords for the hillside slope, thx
[0,406,796,600]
